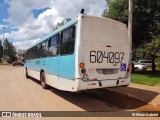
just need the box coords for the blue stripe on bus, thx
[58,54,75,79]
[43,57,59,76]
[25,54,75,79]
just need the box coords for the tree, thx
[0,40,2,63]
[53,18,72,31]
[102,0,160,49]
[134,36,160,72]
[143,36,160,72]
[3,38,17,63]
[53,21,64,30]
[102,0,128,24]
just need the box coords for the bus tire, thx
[40,72,48,89]
[26,69,30,79]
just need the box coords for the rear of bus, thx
[75,15,131,91]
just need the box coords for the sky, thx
[0,0,106,50]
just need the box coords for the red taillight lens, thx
[81,68,86,74]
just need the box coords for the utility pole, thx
[128,0,132,59]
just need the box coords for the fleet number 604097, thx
[90,51,124,63]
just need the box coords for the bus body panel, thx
[43,57,59,76]
[57,77,76,91]
[76,77,130,91]
[28,69,40,80]
[58,54,75,79]
[81,15,128,45]
[77,15,130,82]
[81,42,129,80]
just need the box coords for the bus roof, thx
[83,14,127,27]
[25,14,127,51]
[26,17,78,51]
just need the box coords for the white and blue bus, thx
[24,13,131,92]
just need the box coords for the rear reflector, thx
[88,83,96,86]
[92,83,96,85]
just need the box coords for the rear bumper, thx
[75,77,131,91]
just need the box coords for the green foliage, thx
[103,0,160,73]
[102,0,128,24]
[134,36,160,61]
[133,36,160,72]
[53,21,64,30]
[156,58,160,69]
[144,36,160,60]
[0,40,2,46]
[102,0,160,49]
[53,18,72,31]
[131,70,160,86]
[4,38,17,63]
[0,40,2,63]
[132,47,145,61]
[66,18,71,22]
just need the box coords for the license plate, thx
[103,69,113,74]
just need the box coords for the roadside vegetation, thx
[0,63,10,65]
[131,70,160,86]
[0,38,16,64]
[103,0,160,73]
[131,66,160,86]
[103,0,160,86]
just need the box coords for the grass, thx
[131,70,160,86]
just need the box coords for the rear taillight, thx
[79,63,89,81]
[81,68,86,74]
[79,63,85,68]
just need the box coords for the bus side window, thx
[27,50,30,60]
[37,44,42,58]
[33,46,37,59]
[42,41,48,58]
[48,34,58,57]
[24,53,26,62]
[29,48,33,59]
[60,26,75,55]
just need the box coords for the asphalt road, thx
[0,66,159,120]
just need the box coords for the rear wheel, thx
[40,72,48,89]
[25,69,30,79]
